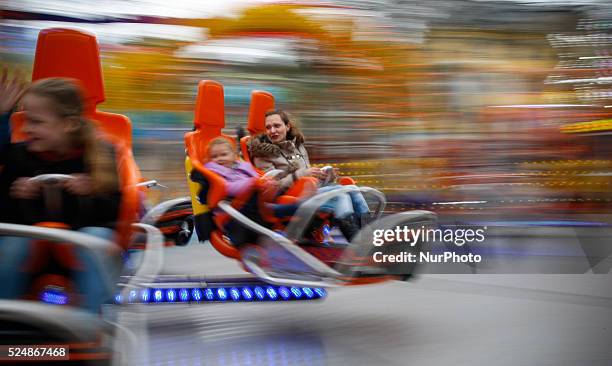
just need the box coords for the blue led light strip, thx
[115,285,327,304]
[41,290,69,305]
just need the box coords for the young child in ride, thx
[201,136,300,219]
[0,76,122,312]
[204,137,260,197]
[192,136,302,246]
[248,109,370,241]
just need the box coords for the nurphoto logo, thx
[370,225,487,264]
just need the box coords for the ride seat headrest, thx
[32,28,105,112]
[247,90,275,136]
[194,80,225,131]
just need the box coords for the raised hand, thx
[0,67,27,114]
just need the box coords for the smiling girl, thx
[0,76,122,311]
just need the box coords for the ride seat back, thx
[9,28,141,249]
[185,81,235,212]
[186,82,317,260]
[194,80,225,133]
[32,29,104,109]
[247,90,274,135]
[185,130,233,210]
[241,90,275,163]
[184,81,242,258]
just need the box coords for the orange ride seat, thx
[185,80,241,259]
[9,28,141,249]
[185,81,316,260]
[240,90,275,164]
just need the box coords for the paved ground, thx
[116,241,612,366]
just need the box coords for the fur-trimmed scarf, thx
[248,134,309,173]
[248,134,282,158]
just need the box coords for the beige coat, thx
[248,135,310,190]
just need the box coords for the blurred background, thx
[2,3,611,364]
[2,0,612,222]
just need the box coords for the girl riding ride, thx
[0,77,122,312]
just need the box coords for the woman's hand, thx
[324,167,340,181]
[260,176,280,198]
[63,174,94,196]
[304,167,327,180]
[9,177,41,199]
[0,68,26,115]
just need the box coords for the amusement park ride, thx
[0,27,436,363]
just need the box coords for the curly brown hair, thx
[263,109,305,146]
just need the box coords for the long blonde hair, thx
[26,78,118,193]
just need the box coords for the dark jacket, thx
[0,110,11,152]
[0,141,122,229]
[248,134,310,190]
